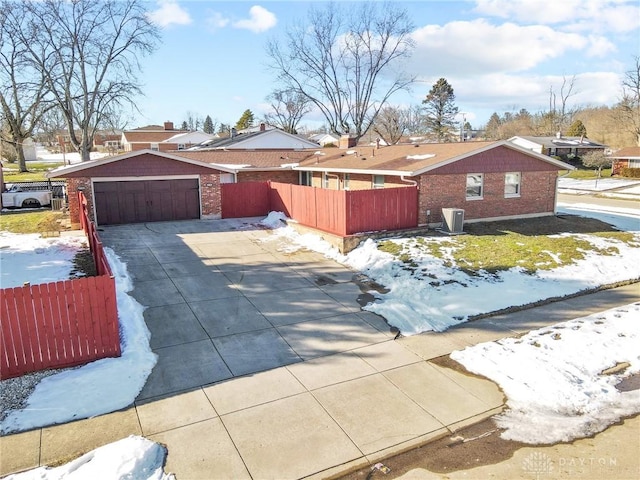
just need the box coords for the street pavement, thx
[1,192,639,478]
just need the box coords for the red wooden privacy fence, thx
[0,193,120,379]
[223,181,418,236]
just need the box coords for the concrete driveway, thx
[94,218,503,479]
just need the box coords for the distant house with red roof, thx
[120,122,216,152]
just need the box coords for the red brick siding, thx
[62,154,216,178]
[200,173,221,217]
[431,146,559,175]
[418,171,558,224]
[612,159,628,176]
[67,177,93,226]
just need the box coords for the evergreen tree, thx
[203,115,214,134]
[484,112,502,139]
[235,109,255,130]
[422,78,458,142]
[566,119,587,137]
[180,121,188,131]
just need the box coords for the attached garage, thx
[94,179,200,225]
[47,150,233,227]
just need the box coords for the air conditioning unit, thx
[441,208,464,233]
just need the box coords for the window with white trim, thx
[323,172,330,189]
[300,171,312,186]
[150,143,159,151]
[343,173,350,190]
[220,173,234,184]
[373,175,384,189]
[466,173,483,199]
[630,159,640,168]
[504,172,521,197]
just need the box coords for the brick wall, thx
[66,177,93,226]
[200,173,221,217]
[418,171,558,225]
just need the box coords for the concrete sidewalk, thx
[1,218,638,479]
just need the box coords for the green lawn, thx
[378,216,637,276]
[0,210,67,234]
[2,161,65,182]
[558,168,612,179]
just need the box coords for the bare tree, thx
[615,56,640,146]
[264,89,312,134]
[372,105,415,145]
[266,1,416,141]
[0,1,53,171]
[21,0,160,161]
[546,75,577,135]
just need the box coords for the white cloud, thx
[206,11,230,30]
[473,0,640,33]
[232,5,277,33]
[147,0,191,28]
[442,71,622,115]
[410,19,588,76]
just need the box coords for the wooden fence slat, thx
[31,284,52,364]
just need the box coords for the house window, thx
[373,175,384,189]
[177,143,186,150]
[466,173,483,199]
[150,143,159,151]
[504,172,521,197]
[323,173,330,189]
[220,173,234,184]
[299,171,312,186]
[629,159,640,168]
[343,173,350,190]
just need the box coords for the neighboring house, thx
[192,124,320,150]
[48,137,574,230]
[610,146,640,175]
[93,133,122,151]
[309,133,340,147]
[120,122,215,152]
[509,135,608,159]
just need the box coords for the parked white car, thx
[1,185,52,208]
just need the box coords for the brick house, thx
[47,137,573,230]
[610,146,640,175]
[294,140,574,225]
[120,122,216,152]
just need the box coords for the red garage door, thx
[94,179,200,225]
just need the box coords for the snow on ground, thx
[35,145,110,164]
[263,205,640,335]
[5,435,174,480]
[558,177,640,193]
[450,303,640,444]
[0,233,88,288]
[0,248,156,434]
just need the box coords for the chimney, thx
[339,134,357,149]
[164,121,174,131]
[260,123,266,132]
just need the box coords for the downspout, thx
[400,175,417,187]
[325,172,340,189]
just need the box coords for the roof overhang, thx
[46,149,237,178]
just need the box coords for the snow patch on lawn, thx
[451,303,640,444]
[0,233,88,288]
[5,435,174,479]
[0,249,157,434]
[262,206,640,335]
